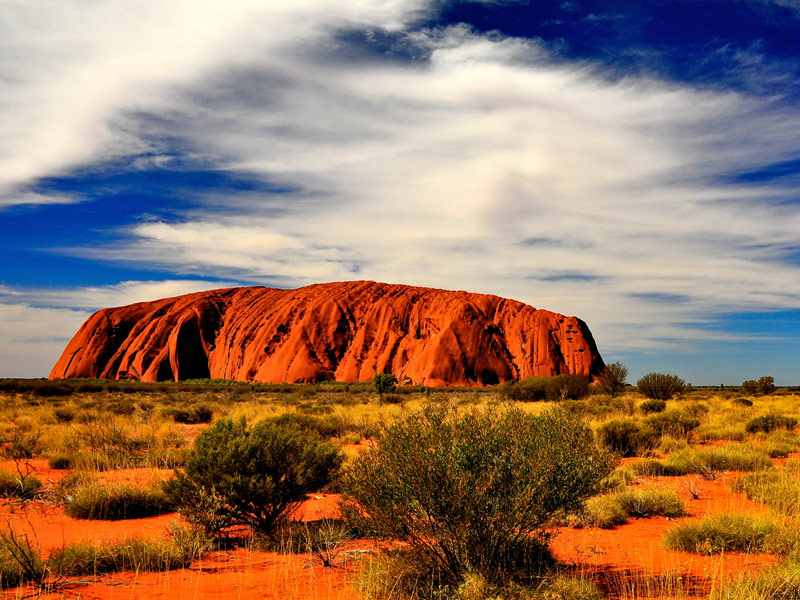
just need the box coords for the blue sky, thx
[1,0,799,384]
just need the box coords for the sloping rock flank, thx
[50,281,604,386]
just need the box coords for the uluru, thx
[49,281,604,386]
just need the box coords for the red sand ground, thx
[551,472,777,599]
[0,457,791,599]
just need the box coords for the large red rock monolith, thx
[50,281,604,386]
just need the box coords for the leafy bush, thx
[597,419,658,457]
[504,377,547,402]
[636,373,685,401]
[712,560,800,600]
[658,436,689,453]
[340,403,615,587]
[761,430,800,458]
[47,454,73,470]
[640,399,666,414]
[0,471,40,499]
[596,467,637,494]
[695,424,746,442]
[31,383,73,398]
[731,468,800,517]
[53,408,75,423]
[270,413,356,439]
[597,362,628,398]
[372,373,398,402]
[663,514,775,554]
[584,489,685,528]
[745,414,798,434]
[50,533,202,576]
[0,529,45,589]
[163,404,214,424]
[164,417,343,536]
[65,483,170,520]
[504,375,590,402]
[740,376,776,396]
[631,446,771,478]
[546,374,590,401]
[643,410,700,438]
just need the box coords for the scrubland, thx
[0,377,798,599]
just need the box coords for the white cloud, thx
[2,2,800,378]
[2,279,241,311]
[0,303,89,378]
[0,0,426,201]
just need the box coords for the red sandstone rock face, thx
[49,281,604,386]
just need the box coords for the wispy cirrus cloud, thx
[2,1,800,382]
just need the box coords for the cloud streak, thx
[2,2,800,380]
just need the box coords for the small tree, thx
[164,418,343,536]
[598,362,628,397]
[636,373,685,401]
[742,377,776,396]
[340,403,615,586]
[372,372,398,403]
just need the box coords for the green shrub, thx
[731,469,800,517]
[163,404,214,424]
[0,471,40,499]
[546,374,590,401]
[615,489,685,519]
[583,495,628,528]
[50,534,201,576]
[340,403,615,587]
[504,375,590,402]
[631,446,771,477]
[629,459,684,477]
[504,378,547,402]
[657,436,688,453]
[597,419,658,457]
[65,483,170,520]
[31,383,72,398]
[741,376,776,397]
[584,489,685,528]
[164,417,343,536]
[0,529,45,588]
[53,408,75,423]
[663,514,775,554]
[695,424,746,442]
[47,454,73,470]
[3,429,41,459]
[712,559,800,600]
[643,410,700,438]
[636,373,685,401]
[745,414,798,434]
[762,430,800,458]
[270,413,356,438]
[597,362,628,398]
[596,467,636,494]
[640,399,666,414]
[373,373,398,402]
